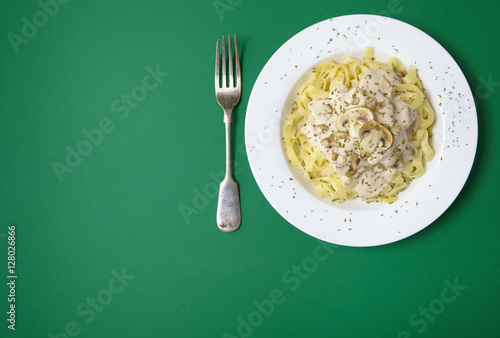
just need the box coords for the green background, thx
[1,0,499,337]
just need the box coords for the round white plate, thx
[245,14,477,247]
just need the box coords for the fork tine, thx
[234,34,241,88]
[215,39,220,88]
[221,36,226,88]
[228,34,234,87]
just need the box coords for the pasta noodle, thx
[283,47,434,203]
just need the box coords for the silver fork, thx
[215,34,241,232]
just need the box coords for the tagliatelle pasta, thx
[283,47,434,203]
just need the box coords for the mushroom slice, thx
[314,124,329,133]
[374,164,386,172]
[369,100,386,112]
[358,121,393,149]
[368,101,378,112]
[345,168,356,177]
[351,157,361,167]
[334,131,349,139]
[360,149,369,158]
[376,101,386,110]
[390,125,401,136]
[358,121,379,138]
[320,138,332,149]
[336,155,347,167]
[323,103,333,115]
[321,136,340,149]
[336,107,374,134]
[407,145,417,157]
[393,158,405,170]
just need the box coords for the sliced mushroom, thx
[376,101,386,110]
[374,164,386,172]
[347,119,366,137]
[358,121,393,149]
[393,158,405,170]
[331,152,339,161]
[334,131,349,139]
[320,138,331,149]
[360,149,369,158]
[345,168,356,177]
[335,107,374,133]
[390,125,401,136]
[314,124,329,133]
[369,100,386,112]
[358,121,377,138]
[319,103,333,116]
[378,133,392,149]
[407,145,417,157]
[351,157,361,167]
[336,155,347,167]
[321,136,340,148]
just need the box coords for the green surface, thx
[0,0,499,337]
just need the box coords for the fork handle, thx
[217,110,241,232]
[217,175,241,231]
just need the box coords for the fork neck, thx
[223,109,232,124]
[223,109,234,178]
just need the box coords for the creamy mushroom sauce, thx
[301,69,419,198]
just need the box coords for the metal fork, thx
[215,34,241,232]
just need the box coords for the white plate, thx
[245,14,477,247]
